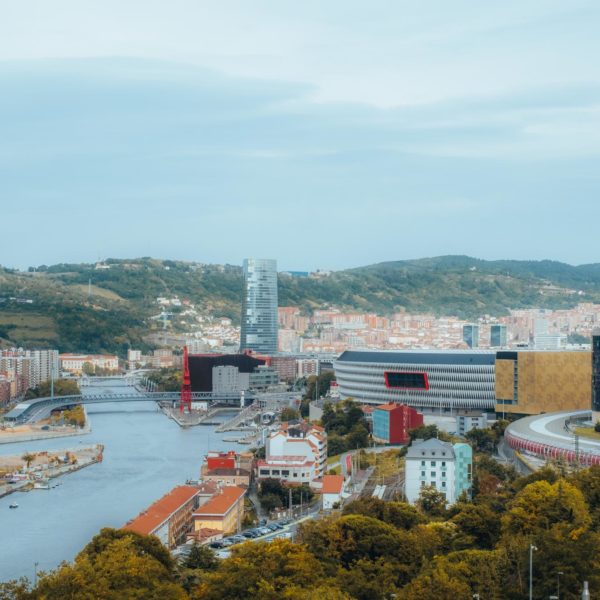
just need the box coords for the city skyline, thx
[2,2,600,269]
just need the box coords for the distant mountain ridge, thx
[1,255,600,354]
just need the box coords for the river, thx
[0,385,244,582]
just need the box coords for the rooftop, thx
[193,486,246,517]
[336,349,496,366]
[406,438,456,460]
[322,474,345,494]
[122,485,199,535]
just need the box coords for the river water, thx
[0,385,243,582]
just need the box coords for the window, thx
[293,473,298,478]
[272,470,280,476]
[431,461,435,466]
[384,371,429,389]
[421,461,425,466]
[282,470,289,476]
[441,462,446,467]
[431,472,436,477]
[442,481,446,488]
[259,470,269,476]
[421,471,425,476]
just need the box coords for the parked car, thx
[259,518,267,526]
[267,524,279,532]
[209,541,224,549]
[257,527,271,535]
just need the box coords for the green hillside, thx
[1,255,599,354]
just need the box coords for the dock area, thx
[159,403,240,428]
[0,444,104,499]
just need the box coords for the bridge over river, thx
[2,375,301,424]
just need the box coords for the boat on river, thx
[33,480,50,490]
[9,503,18,509]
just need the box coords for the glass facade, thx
[463,324,480,348]
[490,324,507,347]
[240,258,278,354]
[593,334,600,411]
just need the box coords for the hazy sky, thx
[1,1,599,271]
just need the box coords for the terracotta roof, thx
[322,475,345,494]
[193,486,246,517]
[374,403,401,412]
[123,485,199,535]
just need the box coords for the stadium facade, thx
[334,349,592,415]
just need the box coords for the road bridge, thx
[2,391,245,424]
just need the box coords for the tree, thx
[30,530,186,599]
[417,485,447,518]
[465,427,497,453]
[82,362,95,376]
[502,480,591,538]
[279,407,300,422]
[408,425,451,443]
[21,453,35,469]
[343,497,425,530]
[25,379,80,400]
[183,543,218,571]
[450,503,501,549]
[193,539,334,600]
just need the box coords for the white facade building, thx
[266,422,327,480]
[404,438,472,505]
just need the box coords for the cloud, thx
[0,56,599,269]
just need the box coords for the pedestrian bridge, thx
[2,391,243,424]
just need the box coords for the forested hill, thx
[1,255,600,354]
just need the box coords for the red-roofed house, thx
[192,486,246,535]
[322,475,346,510]
[122,485,201,549]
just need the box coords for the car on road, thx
[257,527,271,535]
[266,524,279,532]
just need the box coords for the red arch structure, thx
[180,346,192,414]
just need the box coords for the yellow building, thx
[495,350,591,417]
[192,486,246,536]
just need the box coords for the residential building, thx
[192,486,246,535]
[456,411,488,435]
[372,403,423,444]
[122,485,201,549]
[404,438,472,505]
[60,354,119,374]
[200,451,253,487]
[296,358,319,378]
[256,455,316,485]
[266,421,327,480]
[322,474,346,510]
[269,356,297,382]
[240,258,278,354]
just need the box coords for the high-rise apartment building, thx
[463,324,480,348]
[490,324,507,347]
[240,258,278,353]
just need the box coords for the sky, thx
[1,0,600,271]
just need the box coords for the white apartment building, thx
[256,455,316,485]
[266,422,327,481]
[404,438,472,505]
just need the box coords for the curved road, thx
[505,409,600,465]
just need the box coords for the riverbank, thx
[0,410,91,445]
[0,444,103,499]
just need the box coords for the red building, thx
[372,404,423,444]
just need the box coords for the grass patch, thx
[573,426,600,441]
[68,284,127,302]
[0,312,58,342]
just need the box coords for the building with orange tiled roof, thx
[322,474,346,510]
[122,485,201,549]
[192,486,246,536]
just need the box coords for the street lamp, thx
[557,571,564,600]
[529,544,538,600]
